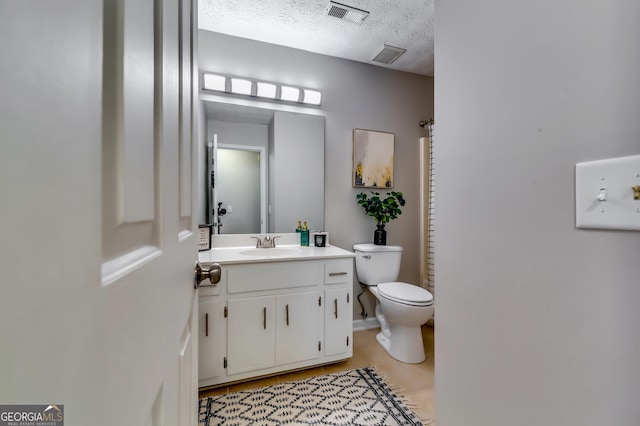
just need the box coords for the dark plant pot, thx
[373,225,387,245]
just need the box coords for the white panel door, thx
[0,0,199,425]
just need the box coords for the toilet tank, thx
[353,243,402,286]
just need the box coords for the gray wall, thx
[199,30,434,320]
[435,1,640,425]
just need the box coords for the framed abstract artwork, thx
[352,128,395,188]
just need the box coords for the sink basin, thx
[239,248,301,257]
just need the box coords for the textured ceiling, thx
[198,0,435,76]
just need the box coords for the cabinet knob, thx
[194,262,221,289]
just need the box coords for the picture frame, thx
[198,224,212,251]
[352,128,395,188]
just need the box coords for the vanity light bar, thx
[202,73,321,105]
[303,89,322,105]
[230,78,252,95]
[257,82,277,99]
[203,74,226,92]
[280,86,300,102]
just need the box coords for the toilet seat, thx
[377,282,433,307]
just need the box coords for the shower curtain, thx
[420,124,435,304]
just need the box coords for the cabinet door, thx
[199,298,225,382]
[324,287,352,357]
[276,291,321,365]
[227,296,276,375]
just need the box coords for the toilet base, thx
[376,324,426,364]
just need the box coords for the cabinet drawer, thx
[324,259,353,284]
[227,261,322,293]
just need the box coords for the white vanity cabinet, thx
[274,290,322,365]
[198,293,225,383]
[198,252,354,388]
[323,259,353,357]
[227,295,276,375]
[227,290,321,375]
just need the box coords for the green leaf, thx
[355,190,406,226]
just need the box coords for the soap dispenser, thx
[300,221,309,246]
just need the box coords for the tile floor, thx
[200,324,435,423]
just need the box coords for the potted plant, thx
[356,191,405,245]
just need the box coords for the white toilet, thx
[353,243,434,364]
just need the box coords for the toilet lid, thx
[353,243,402,253]
[377,282,433,306]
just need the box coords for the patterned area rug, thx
[198,367,428,426]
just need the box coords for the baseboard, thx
[353,317,434,331]
[352,317,380,331]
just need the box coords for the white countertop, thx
[198,244,355,265]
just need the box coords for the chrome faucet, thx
[251,235,281,248]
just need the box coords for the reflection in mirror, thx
[215,146,265,234]
[202,101,325,235]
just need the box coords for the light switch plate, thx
[575,155,640,230]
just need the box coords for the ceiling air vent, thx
[326,1,369,25]
[371,44,407,65]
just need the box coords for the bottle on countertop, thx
[300,221,309,246]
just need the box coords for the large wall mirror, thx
[202,101,325,235]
